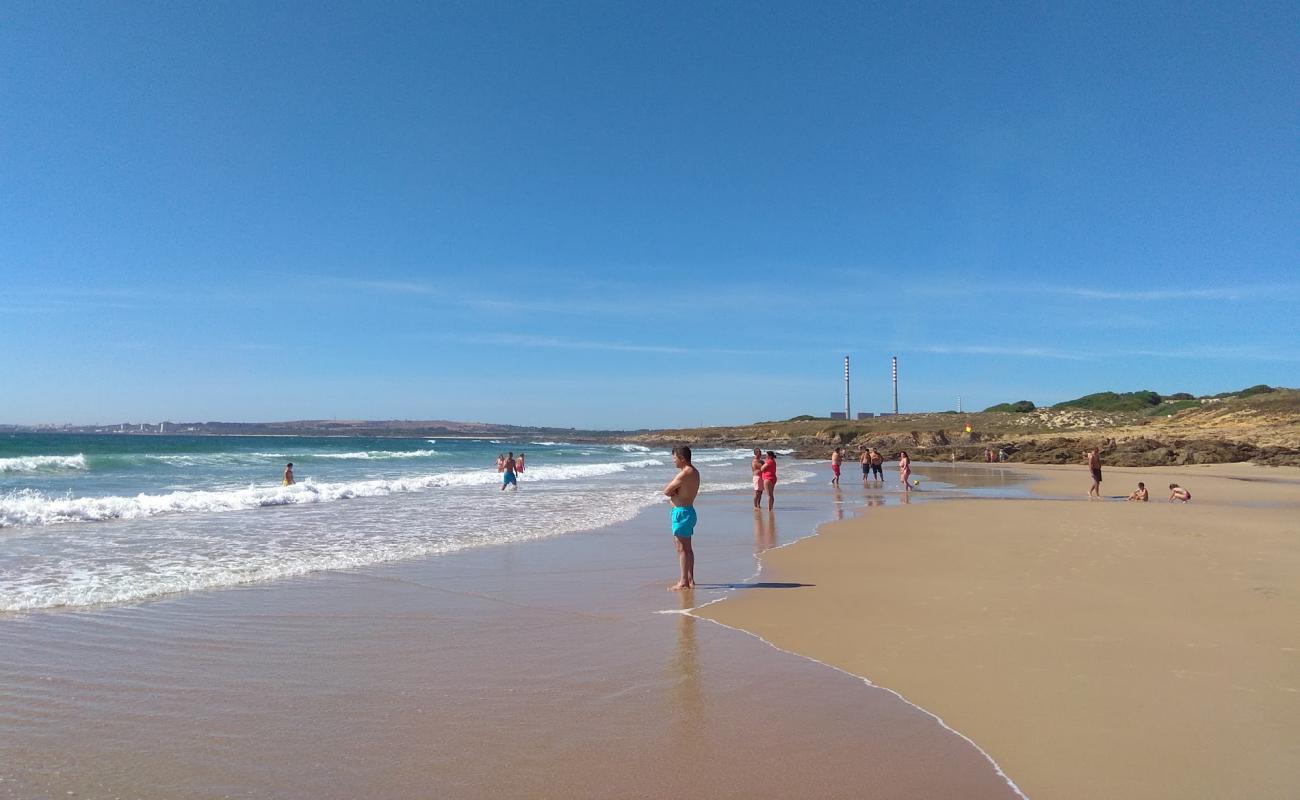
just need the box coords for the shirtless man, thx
[859,448,870,483]
[663,446,700,591]
[1085,447,1102,499]
[751,447,764,508]
[869,448,884,481]
[283,463,295,486]
[830,447,842,485]
[1127,481,1149,502]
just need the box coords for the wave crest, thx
[0,454,88,473]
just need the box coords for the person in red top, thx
[760,451,777,510]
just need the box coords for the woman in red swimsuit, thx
[760,451,778,510]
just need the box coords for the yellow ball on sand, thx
[912,479,920,486]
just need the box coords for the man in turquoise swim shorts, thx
[662,446,700,591]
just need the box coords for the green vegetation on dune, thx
[983,400,1036,413]
[1052,390,1162,412]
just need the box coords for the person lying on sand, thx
[1168,484,1192,503]
[1127,482,1149,502]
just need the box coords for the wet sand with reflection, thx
[1,464,1021,799]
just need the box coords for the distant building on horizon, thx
[829,412,847,420]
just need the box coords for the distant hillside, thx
[623,387,1300,467]
[983,401,1036,413]
[1053,390,1162,413]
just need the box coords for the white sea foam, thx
[0,458,813,611]
[311,449,441,460]
[0,454,88,473]
[0,458,664,528]
[617,444,652,452]
[529,441,576,446]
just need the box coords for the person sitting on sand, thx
[663,446,700,591]
[1127,482,1149,502]
[283,463,295,486]
[1168,483,1192,503]
[830,447,842,485]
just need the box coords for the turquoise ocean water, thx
[0,433,804,612]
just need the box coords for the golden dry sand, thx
[698,464,1300,799]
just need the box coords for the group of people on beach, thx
[1085,447,1192,502]
[829,446,911,489]
[496,452,524,490]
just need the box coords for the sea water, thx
[0,433,803,611]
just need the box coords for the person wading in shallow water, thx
[751,448,764,509]
[283,463,295,486]
[501,452,518,491]
[830,447,842,485]
[663,446,700,591]
[1085,447,1102,499]
[760,451,777,510]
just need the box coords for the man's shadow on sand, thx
[692,582,814,590]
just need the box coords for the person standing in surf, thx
[501,452,518,491]
[898,451,912,490]
[516,452,525,473]
[830,447,842,485]
[751,447,764,509]
[870,447,884,481]
[760,450,777,510]
[283,463,295,486]
[663,446,700,591]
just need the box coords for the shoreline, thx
[698,463,1300,798]
[1,462,1021,798]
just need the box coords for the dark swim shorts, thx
[1091,468,1102,483]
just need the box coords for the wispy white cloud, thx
[910,344,1094,361]
[904,282,1299,303]
[448,333,777,356]
[911,341,1300,363]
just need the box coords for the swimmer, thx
[283,463,295,486]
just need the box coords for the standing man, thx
[1085,447,1102,499]
[751,447,764,509]
[502,452,518,491]
[869,448,884,481]
[663,446,700,591]
[859,448,870,483]
[830,447,842,485]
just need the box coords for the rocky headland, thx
[624,389,1300,467]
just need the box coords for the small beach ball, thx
[912,479,920,485]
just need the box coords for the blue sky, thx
[2,1,1297,428]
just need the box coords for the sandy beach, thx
[699,463,1300,798]
[0,464,1020,799]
